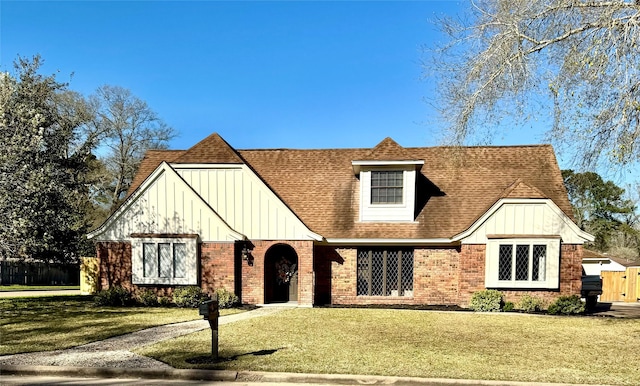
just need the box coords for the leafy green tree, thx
[562,170,636,251]
[0,56,95,262]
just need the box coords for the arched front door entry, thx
[264,244,298,303]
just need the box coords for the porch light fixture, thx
[241,246,251,260]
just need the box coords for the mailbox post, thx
[198,294,220,360]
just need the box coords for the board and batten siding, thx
[174,164,318,241]
[92,163,242,242]
[460,200,587,244]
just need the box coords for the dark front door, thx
[264,244,298,303]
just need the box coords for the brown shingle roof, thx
[359,137,414,161]
[173,133,244,164]
[239,143,573,239]
[129,134,573,239]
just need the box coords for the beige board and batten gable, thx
[88,162,244,242]
[172,163,322,241]
[454,197,593,289]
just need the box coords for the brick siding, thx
[97,240,583,307]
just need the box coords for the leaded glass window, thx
[357,248,413,296]
[497,243,547,283]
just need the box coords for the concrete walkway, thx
[0,307,289,369]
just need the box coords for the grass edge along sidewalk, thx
[138,307,640,386]
[0,296,242,355]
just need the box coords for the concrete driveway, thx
[590,302,640,318]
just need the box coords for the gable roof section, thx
[360,137,414,161]
[90,162,244,241]
[173,132,244,164]
[124,135,575,240]
[500,178,548,199]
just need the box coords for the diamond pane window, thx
[401,250,414,293]
[515,245,529,281]
[498,245,512,280]
[370,250,385,296]
[357,248,414,297]
[532,245,546,281]
[371,171,403,204]
[493,240,556,287]
[357,250,371,296]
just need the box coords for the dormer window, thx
[352,161,423,222]
[371,171,403,204]
[351,137,424,223]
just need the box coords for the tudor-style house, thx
[89,133,593,306]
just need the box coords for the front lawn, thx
[0,296,236,355]
[138,308,640,385]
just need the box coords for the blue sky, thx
[0,0,634,185]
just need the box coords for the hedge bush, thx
[547,295,585,315]
[503,301,515,312]
[93,286,134,307]
[517,294,545,313]
[469,290,504,312]
[173,286,210,308]
[215,288,240,309]
[136,289,159,306]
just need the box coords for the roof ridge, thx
[173,132,244,164]
[499,179,548,199]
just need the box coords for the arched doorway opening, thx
[264,244,298,304]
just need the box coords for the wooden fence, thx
[0,261,79,286]
[601,267,640,303]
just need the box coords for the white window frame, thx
[485,238,560,289]
[359,167,416,222]
[132,237,198,285]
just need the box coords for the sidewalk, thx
[0,305,622,386]
[0,307,289,369]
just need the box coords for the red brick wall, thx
[96,240,583,307]
[458,244,487,305]
[458,243,584,306]
[327,246,461,306]
[96,242,133,292]
[415,248,460,305]
[96,241,237,299]
[200,242,236,295]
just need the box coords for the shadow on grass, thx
[186,348,283,364]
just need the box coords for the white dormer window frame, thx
[352,160,423,223]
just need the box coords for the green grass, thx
[0,296,240,355]
[0,285,80,291]
[138,308,640,385]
